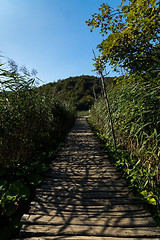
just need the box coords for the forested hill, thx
[40,75,115,110]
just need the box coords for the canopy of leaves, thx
[40,75,115,110]
[86,0,160,80]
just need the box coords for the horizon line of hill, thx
[39,74,119,111]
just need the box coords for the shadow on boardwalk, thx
[18,117,160,240]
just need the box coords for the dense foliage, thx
[40,75,115,110]
[88,79,160,211]
[0,59,76,239]
[86,0,160,218]
[86,0,160,80]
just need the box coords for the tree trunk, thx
[100,71,117,151]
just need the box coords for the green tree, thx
[86,0,160,80]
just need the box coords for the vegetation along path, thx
[18,117,160,240]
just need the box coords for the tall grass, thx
[0,58,76,239]
[89,79,160,209]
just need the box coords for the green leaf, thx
[87,0,160,78]
[140,190,157,206]
[1,195,18,217]
[6,180,30,200]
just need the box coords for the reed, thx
[89,79,160,209]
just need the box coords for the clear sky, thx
[0,0,122,85]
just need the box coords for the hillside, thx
[40,75,115,110]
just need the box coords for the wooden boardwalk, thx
[18,117,160,240]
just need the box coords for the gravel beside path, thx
[18,117,160,240]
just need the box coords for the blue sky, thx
[0,0,122,85]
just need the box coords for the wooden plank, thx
[42,179,127,186]
[46,172,120,177]
[35,189,131,195]
[38,185,130,192]
[48,166,116,170]
[33,196,141,205]
[55,152,107,156]
[29,209,151,217]
[50,162,112,166]
[28,209,151,218]
[19,225,160,237]
[21,214,156,227]
[29,202,147,214]
[30,202,151,216]
[45,174,121,179]
[33,193,139,201]
[17,237,160,240]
